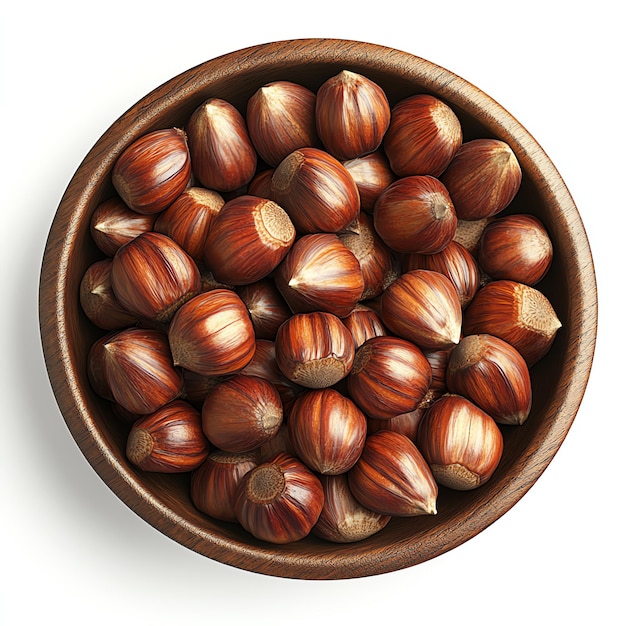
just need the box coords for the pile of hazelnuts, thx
[81,69,562,545]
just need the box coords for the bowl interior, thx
[39,39,597,579]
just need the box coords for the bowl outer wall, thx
[38,38,598,579]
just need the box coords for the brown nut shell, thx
[90,196,156,257]
[234,452,324,544]
[462,279,562,365]
[478,213,553,285]
[315,70,391,160]
[201,374,283,453]
[381,269,462,350]
[236,279,292,341]
[383,94,462,178]
[446,334,532,425]
[154,187,225,262]
[341,304,387,349]
[270,147,360,234]
[274,233,364,318]
[246,81,320,166]
[110,231,200,323]
[417,394,504,490]
[288,388,367,475]
[373,175,457,254]
[403,240,481,309]
[187,98,257,192]
[100,327,183,415]
[452,217,494,258]
[312,474,391,543]
[126,399,209,473]
[338,211,398,300]
[240,339,304,413]
[111,127,191,215]
[191,450,259,523]
[419,348,452,409]
[203,195,296,286]
[275,311,355,389]
[342,151,396,213]
[440,138,522,220]
[348,336,432,419]
[366,408,424,441]
[348,430,438,517]
[86,331,117,401]
[168,290,256,377]
[79,259,138,330]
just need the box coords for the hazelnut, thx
[288,388,367,475]
[338,211,399,300]
[168,290,256,377]
[234,452,324,544]
[417,394,504,490]
[240,339,304,413]
[341,304,387,349]
[383,94,462,177]
[203,195,296,286]
[274,233,364,318]
[342,151,396,213]
[154,187,225,262]
[315,70,391,160]
[270,147,360,234]
[274,311,355,389]
[110,231,200,323]
[348,430,438,517]
[111,127,191,215]
[126,399,209,473]
[381,269,462,350]
[439,138,522,220]
[462,279,562,365]
[446,334,532,425]
[201,374,283,453]
[191,450,260,523]
[79,259,139,330]
[366,408,424,442]
[98,327,183,415]
[478,213,553,285]
[236,279,292,341]
[246,81,320,166]
[313,474,391,543]
[347,336,432,419]
[186,98,257,192]
[90,196,156,257]
[403,240,481,309]
[373,174,457,254]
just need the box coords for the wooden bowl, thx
[39,39,597,579]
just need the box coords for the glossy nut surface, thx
[234,453,324,544]
[201,374,283,453]
[288,388,367,474]
[126,399,209,473]
[111,128,191,215]
[274,311,355,389]
[417,394,504,490]
[347,336,432,419]
[348,430,438,517]
[168,290,256,377]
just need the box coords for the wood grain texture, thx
[38,39,598,579]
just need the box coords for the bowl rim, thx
[38,38,598,579]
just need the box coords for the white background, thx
[2,2,623,624]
